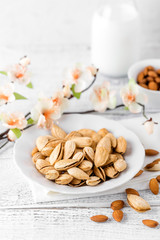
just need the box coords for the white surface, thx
[91,0,140,76]
[0,0,160,239]
[14,114,145,194]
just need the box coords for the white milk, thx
[91,1,140,77]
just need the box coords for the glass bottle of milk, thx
[91,0,140,77]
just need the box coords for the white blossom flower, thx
[31,91,68,129]
[0,83,15,105]
[143,118,155,135]
[120,79,148,113]
[0,112,27,129]
[63,85,72,98]
[19,56,30,67]
[8,130,17,141]
[7,57,31,85]
[63,63,97,93]
[90,81,116,112]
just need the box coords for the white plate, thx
[14,114,145,195]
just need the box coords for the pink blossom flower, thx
[143,118,157,135]
[0,112,27,129]
[31,92,68,129]
[90,81,116,112]
[63,85,72,98]
[121,79,147,113]
[0,83,15,105]
[63,64,97,93]
[7,56,31,85]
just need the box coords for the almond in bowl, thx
[128,59,160,108]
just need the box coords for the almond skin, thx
[134,170,143,178]
[149,178,159,195]
[156,175,160,182]
[142,219,159,228]
[145,149,159,156]
[90,215,108,222]
[111,200,124,210]
[112,210,123,222]
[125,188,140,196]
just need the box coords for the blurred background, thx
[0,0,160,95]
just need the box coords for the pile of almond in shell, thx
[137,65,160,90]
[91,149,160,228]
[32,124,127,187]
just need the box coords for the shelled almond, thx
[31,124,128,187]
[137,66,160,90]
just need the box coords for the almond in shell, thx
[104,166,119,178]
[106,133,117,148]
[32,152,45,164]
[55,173,73,185]
[51,124,67,139]
[72,137,93,148]
[144,159,160,171]
[83,147,94,162]
[54,158,82,171]
[127,194,151,212]
[114,159,127,172]
[94,147,109,167]
[45,169,59,180]
[115,136,127,154]
[97,135,111,153]
[63,140,76,159]
[79,160,93,172]
[97,128,109,137]
[86,176,101,186]
[36,159,51,170]
[49,143,63,165]
[67,167,89,180]
[93,166,106,181]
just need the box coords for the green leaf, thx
[71,84,81,99]
[27,118,34,124]
[129,78,136,85]
[13,92,27,100]
[26,82,33,89]
[11,128,22,139]
[124,106,129,110]
[0,71,7,76]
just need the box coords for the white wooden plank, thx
[0,207,159,240]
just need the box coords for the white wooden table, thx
[0,44,159,240]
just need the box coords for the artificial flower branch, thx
[0,58,158,150]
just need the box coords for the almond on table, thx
[145,149,159,156]
[90,215,108,222]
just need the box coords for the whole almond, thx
[139,83,148,89]
[142,219,159,228]
[134,170,143,178]
[145,149,159,156]
[156,175,160,182]
[148,70,158,78]
[125,188,140,196]
[147,76,154,82]
[155,77,160,83]
[149,178,159,195]
[90,215,108,222]
[137,71,144,82]
[111,200,124,210]
[148,81,158,91]
[112,210,123,222]
[156,69,160,75]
